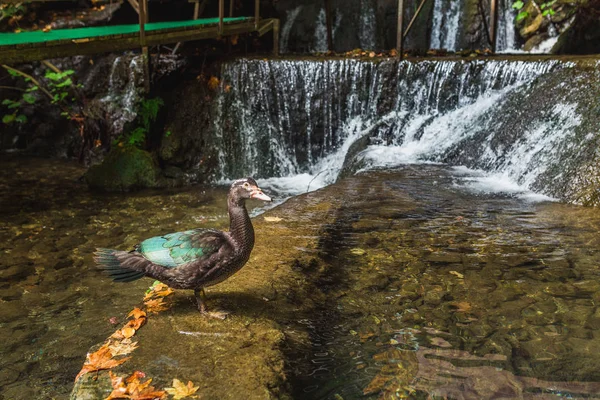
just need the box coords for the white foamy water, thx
[213,59,581,200]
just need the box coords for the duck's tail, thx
[94,248,147,282]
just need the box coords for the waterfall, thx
[430,0,462,51]
[280,6,303,54]
[359,0,377,50]
[99,54,144,137]
[495,0,517,52]
[211,58,597,201]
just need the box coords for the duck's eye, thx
[243,182,250,188]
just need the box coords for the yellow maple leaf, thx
[107,339,138,357]
[165,378,200,399]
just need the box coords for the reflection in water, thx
[288,166,600,399]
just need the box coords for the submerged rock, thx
[84,146,159,191]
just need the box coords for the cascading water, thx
[430,0,462,51]
[211,58,597,202]
[495,0,517,52]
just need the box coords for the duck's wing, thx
[137,228,227,268]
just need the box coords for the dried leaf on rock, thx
[121,326,136,339]
[126,315,147,330]
[165,378,200,399]
[75,343,131,381]
[107,338,138,357]
[128,307,147,320]
[107,371,166,400]
[144,297,169,313]
[263,216,282,222]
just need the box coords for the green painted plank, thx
[0,17,250,46]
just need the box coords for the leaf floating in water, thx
[165,378,200,399]
[75,343,131,381]
[264,216,282,222]
[449,271,464,279]
[107,371,167,400]
[350,248,366,255]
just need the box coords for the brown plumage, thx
[94,178,271,319]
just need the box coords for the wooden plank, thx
[396,0,404,58]
[218,0,224,35]
[403,0,427,38]
[255,0,260,30]
[0,20,276,64]
[128,0,140,15]
[257,19,273,36]
[273,18,280,55]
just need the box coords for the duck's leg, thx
[194,288,229,320]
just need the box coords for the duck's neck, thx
[228,197,255,254]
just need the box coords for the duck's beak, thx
[250,187,272,202]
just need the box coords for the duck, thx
[94,177,272,319]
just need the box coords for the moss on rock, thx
[84,145,159,191]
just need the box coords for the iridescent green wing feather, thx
[138,228,225,268]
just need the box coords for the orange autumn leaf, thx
[121,326,136,338]
[107,339,138,357]
[207,76,220,91]
[144,297,169,313]
[125,316,146,331]
[128,307,147,320]
[75,343,130,381]
[165,378,200,399]
[107,371,166,400]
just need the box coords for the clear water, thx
[4,157,600,399]
[0,157,262,399]
[287,165,600,399]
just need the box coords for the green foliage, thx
[113,97,164,149]
[516,11,529,21]
[1,67,79,126]
[512,0,524,10]
[0,4,25,20]
[44,69,75,105]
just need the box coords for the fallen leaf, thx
[165,378,200,399]
[144,298,169,313]
[42,24,52,32]
[128,307,147,320]
[121,326,136,339]
[108,338,138,357]
[125,316,146,331]
[75,343,131,381]
[224,84,232,93]
[207,76,220,91]
[449,271,464,279]
[264,216,282,222]
[107,371,166,400]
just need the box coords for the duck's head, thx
[230,178,272,203]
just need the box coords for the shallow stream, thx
[3,157,600,399]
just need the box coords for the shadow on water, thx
[286,165,600,399]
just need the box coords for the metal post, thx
[255,0,260,30]
[396,0,404,58]
[325,0,333,52]
[218,0,224,36]
[490,0,498,53]
[229,0,234,17]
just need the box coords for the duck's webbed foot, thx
[194,288,230,320]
